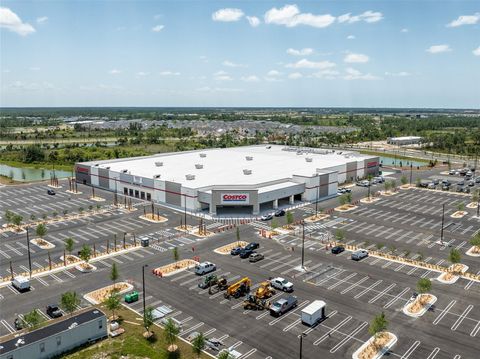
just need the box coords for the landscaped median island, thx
[152,259,199,277]
[30,237,55,249]
[303,213,330,223]
[335,203,358,212]
[360,196,381,204]
[437,264,469,284]
[403,294,437,317]
[84,282,134,304]
[214,241,249,255]
[139,213,168,223]
[353,332,398,359]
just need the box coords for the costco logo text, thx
[222,194,248,202]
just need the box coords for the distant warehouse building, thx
[75,145,379,216]
[0,308,107,359]
[387,136,423,146]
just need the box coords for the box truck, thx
[301,300,326,326]
[12,276,31,292]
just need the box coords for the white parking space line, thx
[433,300,456,325]
[465,271,480,290]
[426,347,441,359]
[4,244,22,256]
[0,319,15,334]
[341,276,369,294]
[470,320,480,337]
[313,316,352,345]
[329,322,368,353]
[327,273,357,290]
[368,283,396,304]
[400,340,421,359]
[268,300,309,326]
[383,287,410,309]
[354,280,382,299]
[451,305,474,331]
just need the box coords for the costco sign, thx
[221,193,249,204]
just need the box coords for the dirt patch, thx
[406,294,434,314]
[360,197,381,204]
[451,211,467,219]
[214,241,249,255]
[304,213,330,222]
[334,204,358,212]
[466,202,478,209]
[174,225,196,233]
[466,246,480,257]
[357,332,395,359]
[31,238,55,250]
[84,282,133,304]
[139,213,168,223]
[152,259,199,277]
[90,196,105,202]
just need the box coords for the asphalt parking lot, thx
[0,169,479,359]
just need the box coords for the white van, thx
[12,276,30,292]
[194,262,216,275]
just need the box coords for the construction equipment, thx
[224,277,251,299]
[207,276,228,294]
[243,294,270,310]
[198,274,218,289]
[255,281,275,299]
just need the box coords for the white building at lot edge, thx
[75,145,379,216]
[387,136,423,146]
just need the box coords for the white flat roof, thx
[90,145,376,189]
[389,136,422,141]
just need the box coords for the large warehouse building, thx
[75,145,379,216]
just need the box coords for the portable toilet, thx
[141,238,149,247]
[124,291,139,303]
[301,300,326,326]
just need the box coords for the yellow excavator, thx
[224,277,251,299]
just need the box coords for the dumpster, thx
[124,291,139,303]
[141,238,149,247]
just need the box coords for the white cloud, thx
[311,69,339,79]
[212,8,244,22]
[447,13,480,27]
[246,16,260,27]
[337,11,383,24]
[344,67,380,80]
[196,86,243,93]
[108,69,121,75]
[152,25,164,32]
[241,75,260,82]
[36,16,48,24]
[347,35,355,40]
[473,46,480,56]
[426,44,452,54]
[136,71,148,76]
[286,58,336,70]
[344,53,369,63]
[286,48,314,56]
[288,72,303,79]
[0,7,35,36]
[159,71,180,76]
[222,60,247,68]
[8,81,54,91]
[264,4,335,28]
[401,28,409,33]
[385,71,411,77]
[267,70,281,77]
[214,70,233,81]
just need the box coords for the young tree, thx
[110,262,119,291]
[78,207,84,214]
[192,332,206,358]
[384,181,391,193]
[218,352,232,359]
[60,291,80,316]
[30,214,36,222]
[36,223,47,239]
[12,214,23,230]
[271,218,278,230]
[286,211,294,226]
[401,175,408,186]
[79,244,92,263]
[416,278,432,294]
[367,174,373,198]
[42,213,48,221]
[64,237,74,255]
[335,228,345,243]
[448,248,461,265]
[457,202,465,212]
[104,291,121,321]
[143,306,154,337]
[164,318,180,352]
[63,209,68,217]
[470,233,480,250]
[236,226,240,245]
[172,247,179,264]
[415,177,421,187]
[23,309,43,329]
[4,210,14,226]
[389,179,397,191]
[345,192,352,204]
[368,312,388,338]
[339,194,348,206]
[52,210,58,218]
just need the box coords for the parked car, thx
[239,248,254,259]
[274,209,286,217]
[456,186,464,193]
[47,189,56,195]
[14,317,24,331]
[419,182,429,188]
[270,296,298,317]
[356,180,370,187]
[427,183,436,189]
[449,170,456,175]
[46,305,63,318]
[194,262,216,275]
[442,185,450,191]
[249,253,264,262]
[441,179,451,186]
[432,179,440,185]
[351,249,369,261]
[373,176,385,183]
[468,180,475,186]
[261,213,273,221]
[463,187,471,193]
[245,242,259,251]
[457,180,465,186]
[230,247,243,256]
[331,245,345,254]
[475,177,480,183]
[270,277,294,292]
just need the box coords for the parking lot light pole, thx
[301,221,305,269]
[299,332,307,359]
[142,264,149,318]
[440,203,445,245]
[315,173,320,218]
[26,227,32,278]
[409,163,413,185]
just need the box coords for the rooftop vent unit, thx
[199,153,207,158]
[185,174,196,180]
[121,169,128,173]
[305,157,313,162]
[154,174,161,179]
[195,164,204,169]
[245,156,253,161]
[155,161,163,167]
[243,169,252,175]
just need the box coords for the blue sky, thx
[1,1,479,108]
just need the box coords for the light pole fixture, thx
[301,221,305,270]
[142,264,149,318]
[299,332,307,359]
[440,203,445,245]
[26,226,32,279]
